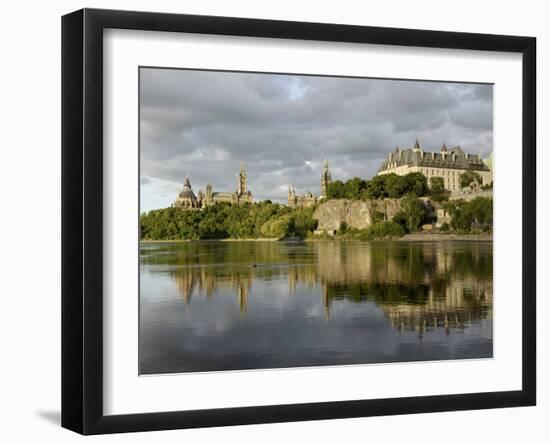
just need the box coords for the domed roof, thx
[178,177,197,201]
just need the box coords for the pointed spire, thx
[441,142,448,152]
[323,158,329,170]
[413,139,421,151]
[240,161,245,173]
[184,176,191,189]
[394,145,399,153]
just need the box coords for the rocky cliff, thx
[313,199,402,232]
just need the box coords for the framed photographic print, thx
[61,8,536,435]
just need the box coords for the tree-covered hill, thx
[140,201,318,241]
[140,170,492,241]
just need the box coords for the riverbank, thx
[142,233,492,243]
[141,238,280,243]
[399,233,493,242]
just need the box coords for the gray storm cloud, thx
[140,68,493,211]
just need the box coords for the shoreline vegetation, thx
[140,233,493,243]
[140,172,492,242]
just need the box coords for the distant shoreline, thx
[141,234,492,243]
[398,233,492,242]
[141,238,280,243]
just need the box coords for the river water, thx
[139,240,493,374]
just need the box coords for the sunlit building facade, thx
[377,140,493,191]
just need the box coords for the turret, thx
[237,161,247,195]
[184,176,192,189]
[441,142,448,160]
[205,183,213,206]
[321,158,332,198]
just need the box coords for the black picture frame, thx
[62,8,536,435]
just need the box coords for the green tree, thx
[385,174,408,198]
[467,196,493,230]
[459,170,482,189]
[344,177,367,199]
[326,180,346,199]
[443,197,492,233]
[292,206,318,237]
[394,193,425,232]
[429,176,445,194]
[364,176,387,199]
[260,214,296,239]
[405,172,428,197]
[364,221,405,239]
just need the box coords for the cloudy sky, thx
[140,68,493,212]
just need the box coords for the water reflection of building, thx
[381,280,492,336]
[166,241,492,334]
[314,241,492,333]
[171,266,252,312]
[287,265,318,295]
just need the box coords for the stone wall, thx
[313,199,402,232]
[449,189,493,201]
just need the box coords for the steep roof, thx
[378,144,490,173]
[178,177,198,201]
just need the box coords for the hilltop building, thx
[173,177,201,209]
[201,162,253,206]
[287,187,317,208]
[377,140,492,191]
[288,159,332,207]
[173,162,253,209]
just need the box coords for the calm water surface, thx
[139,240,492,374]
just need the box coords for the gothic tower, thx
[205,183,213,206]
[174,176,199,208]
[237,161,247,196]
[288,186,296,206]
[321,158,332,198]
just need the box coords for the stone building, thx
[173,177,201,209]
[377,140,492,191]
[201,162,253,206]
[174,162,253,209]
[287,187,317,207]
[288,159,332,207]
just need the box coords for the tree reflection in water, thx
[141,240,492,336]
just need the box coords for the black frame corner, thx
[61,8,536,435]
